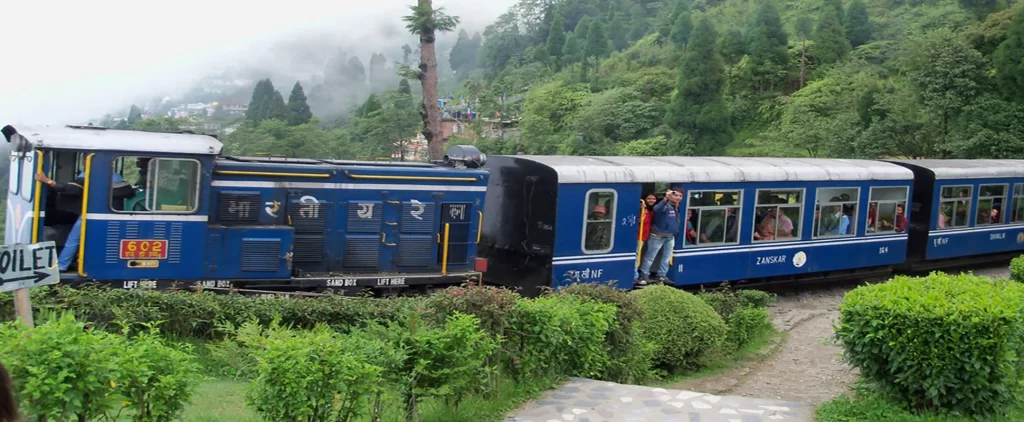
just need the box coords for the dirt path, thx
[668,264,1013,406]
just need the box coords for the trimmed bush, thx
[424,284,521,338]
[633,285,728,374]
[508,295,617,380]
[836,272,1024,416]
[1011,255,1024,283]
[736,289,776,309]
[697,287,776,321]
[555,283,655,384]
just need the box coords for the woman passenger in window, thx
[895,204,908,232]
[938,208,948,229]
[684,208,697,244]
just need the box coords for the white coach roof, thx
[513,156,914,184]
[887,159,1024,180]
[6,125,223,155]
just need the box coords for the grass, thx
[658,326,783,387]
[815,391,1024,422]
[154,374,561,422]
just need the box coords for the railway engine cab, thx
[480,155,915,296]
[2,125,488,294]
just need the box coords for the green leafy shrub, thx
[115,327,203,422]
[634,285,728,374]
[0,312,124,421]
[726,307,773,348]
[245,320,392,421]
[508,295,617,380]
[736,289,776,309]
[554,283,655,384]
[836,272,1024,416]
[27,286,421,339]
[424,284,520,338]
[1010,255,1024,283]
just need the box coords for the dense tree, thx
[665,17,731,155]
[246,79,284,125]
[404,0,460,161]
[813,5,852,64]
[360,94,383,117]
[844,0,872,48]
[287,82,312,126]
[546,12,568,63]
[369,53,390,90]
[479,11,528,71]
[745,0,789,92]
[398,79,412,95]
[994,8,1024,101]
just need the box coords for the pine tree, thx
[995,7,1024,101]
[669,6,694,51]
[813,6,851,64]
[398,79,412,95]
[575,16,593,38]
[450,29,476,73]
[287,81,312,126]
[246,79,272,124]
[269,90,289,122]
[546,12,567,62]
[628,4,648,42]
[795,16,815,89]
[126,105,143,125]
[665,16,732,155]
[360,94,383,117]
[563,31,583,63]
[824,0,844,22]
[584,21,611,59]
[844,0,872,48]
[718,28,746,67]
[369,53,389,90]
[746,0,789,91]
[608,12,629,51]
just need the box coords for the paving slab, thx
[506,377,813,422]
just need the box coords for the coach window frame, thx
[751,188,804,243]
[109,155,203,214]
[975,183,1008,226]
[867,186,909,235]
[812,187,860,239]
[582,188,617,254]
[686,189,743,248]
[937,185,972,229]
[18,151,35,202]
[1012,184,1024,224]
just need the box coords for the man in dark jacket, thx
[637,189,682,285]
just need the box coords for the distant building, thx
[223,103,248,115]
[393,134,430,162]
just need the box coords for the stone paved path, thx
[506,378,813,422]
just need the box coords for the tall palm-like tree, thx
[403,1,459,161]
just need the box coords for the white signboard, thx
[0,241,59,293]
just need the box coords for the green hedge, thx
[634,285,728,374]
[836,272,1024,416]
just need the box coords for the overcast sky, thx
[0,0,515,127]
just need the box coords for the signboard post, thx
[1,241,60,328]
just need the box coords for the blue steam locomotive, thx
[4,124,1024,296]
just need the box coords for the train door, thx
[5,145,43,246]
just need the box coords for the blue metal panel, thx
[203,226,293,279]
[926,177,1024,260]
[550,178,913,289]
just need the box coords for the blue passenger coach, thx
[479,155,915,295]
[3,125,488,294]
[887,159,1024,264]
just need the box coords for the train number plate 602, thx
[119,240,168,260]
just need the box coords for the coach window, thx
[813,187,859,238]
[976,184,1007,225]
[753,189,803,242]
[867,187,909,234]
[689,189,742,246]
[938,185,972,229]
[1012,184,1024,223]
[18,152,35,201]
[583,190,616,253]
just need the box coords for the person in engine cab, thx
[135,157,152,188]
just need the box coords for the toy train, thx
[4,125,1024,297]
